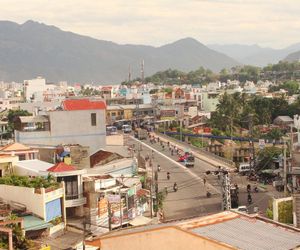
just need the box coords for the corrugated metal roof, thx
[191,217,300,250]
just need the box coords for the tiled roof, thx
[0,143,31,151]
[47,162,77,172]
[62,99,106,111]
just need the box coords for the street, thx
[128,135,222,221]
[128,133,281,220]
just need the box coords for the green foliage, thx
[0,214,34,249]
[263,128,283,140]
[190,137,208,148]
[278,200,293,224]
[269,80,300,95]
[0,175,59,189]
[163,87,173,94]
[79,87,101,96]
[50,216,62,225]
[154,191,166,213]
[256,147,282,170]
[7,109,32,137]
[266,199,273,219]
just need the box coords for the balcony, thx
[65,194,86,208]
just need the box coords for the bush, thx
[0,175,59,189]
[278,200,293,224]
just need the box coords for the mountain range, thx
[208,43,300,66]
[0,20,239,84]
[1,20,299,84]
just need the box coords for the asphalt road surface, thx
[128,136,222,221]
[128,134,281,220]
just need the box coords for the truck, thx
[134,128,147,140]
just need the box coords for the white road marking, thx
[130,136,220,194]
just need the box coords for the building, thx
[13,160,87,218]
[86,211,300,250]
[14,98,107,152]
[0,142,39,161]
[23,77,47,102]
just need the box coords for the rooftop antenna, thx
[141,60,144,84]
[128,65,132,82]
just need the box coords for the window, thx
[91,113,97,126]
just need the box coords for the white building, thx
[15,98,107,152]
[24,77,47,102]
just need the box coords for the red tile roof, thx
[47,162,77,172]
[62,99,106,111]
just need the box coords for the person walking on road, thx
[203,178,206,185]
[167,172,170,180]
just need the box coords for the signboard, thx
[127,187,135,197]
[259,139,265,150]
[98,198,108,216]
[107,194,120,203]
[160,110,176,117]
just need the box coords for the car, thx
[232,206,248,214]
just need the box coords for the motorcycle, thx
[173,183,178,192]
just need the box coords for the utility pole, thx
[249,114,255,171]
[83,218,86,250]
[180,119,183,141]
[108,202,112,231]
[150,159,153,218]
[119,187,123,228]
[283,138,288,196]
[220,171,231,210]
[154,168,158,217]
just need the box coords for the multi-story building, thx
[14,98,107,152]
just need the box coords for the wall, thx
[24,78,47,102]
[0,184,64,221]
[49,109,106,152]
[202,92,219,112]
[16,109,106,153]
[98,227,233,250]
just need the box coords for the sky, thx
[0,0,300,48]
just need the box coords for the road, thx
[128,133,282,220]
[128,135,222,221]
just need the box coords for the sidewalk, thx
[152,132,233,170]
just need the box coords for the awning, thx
[129,216,152,226]
[22,215,52,231]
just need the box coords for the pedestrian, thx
[167,172,170,180]
[171,149,174,156]
[173,182,178,192]
[158,164,161,172]
[203,178,206,185]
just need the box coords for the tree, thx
[7,109,32,137]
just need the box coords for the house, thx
[13,160,87,218]
[0,142,39,161]
[83,174,148,235]
[14,98,107,152]
[86,211,300,250]
[0,176,66,228]
[273,116,294,126]
[0,154,18,177]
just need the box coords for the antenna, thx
[141,60,144,84]
[128,65,131,82]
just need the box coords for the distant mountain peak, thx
[0,20,239,83]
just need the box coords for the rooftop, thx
[0,142,31,152]
[191,216,300,250]
[62,99,106,111]
[47,162,77,172]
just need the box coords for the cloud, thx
[0,0,299,48]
